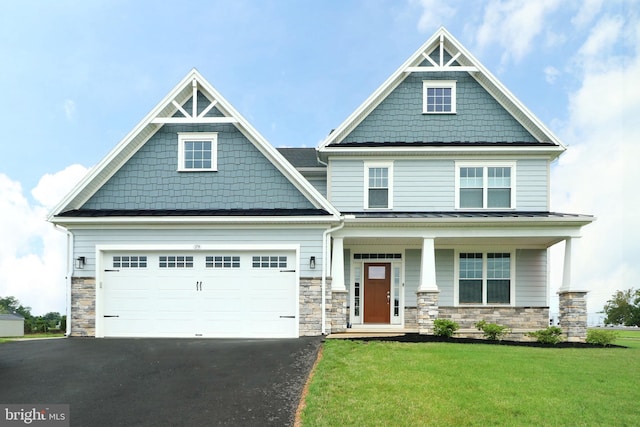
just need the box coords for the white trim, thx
[364,161,394,210]
[453,249,516,307]
[455,161,516,210]
[177,132,218,172]
[51,215,338,226]
[422,80,457,114]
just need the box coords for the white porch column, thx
[418,238,438,291]
[558,237,588,342]
[330,237,346,291]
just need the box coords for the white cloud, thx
[543,65,560,83]
[412,0,457,32]
[475,0,561,65]
[0,165,88,316]
[571,0,603,29]
[550,14,640,315]
[32,164,88,209]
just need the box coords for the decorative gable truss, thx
[319,27,564,152]
[49,69,340,221]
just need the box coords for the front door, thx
[364,263,391,323]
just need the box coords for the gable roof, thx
[49,69,340,221]
[318,27,565,155]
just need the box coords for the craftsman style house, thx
[49,28,593,341]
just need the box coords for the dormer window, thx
[178,133,218,172]
[423,80,456,114]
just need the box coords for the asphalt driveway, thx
[0,337,322,426]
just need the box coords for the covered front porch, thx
[326,213,593,341]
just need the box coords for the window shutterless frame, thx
[364,161,394,209]
[454,250,515,306]
[177,132,218,172]
[423,80,456,114]
[454,161,516,209]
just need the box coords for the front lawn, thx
[301,334,640,426]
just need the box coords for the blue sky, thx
[0,0,638,316]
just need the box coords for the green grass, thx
[301,336,640,426]
[0,332,65,342]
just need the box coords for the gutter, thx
[53,224,73,336]
[321,220,345,335]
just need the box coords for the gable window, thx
[178,132,218,172]
[423,80,456,114]
[365,162,393,209]
[456,162,515,209]
[458,252,512,305]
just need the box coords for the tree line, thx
[0,296,66,334]
[603,288,640,327]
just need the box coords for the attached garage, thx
[96,247,299,338]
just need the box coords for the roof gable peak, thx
[318,27,565,151]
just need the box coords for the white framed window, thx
[456,251,514,306]
[364,162,393,209]
[423,80,456,114]
[177,132,218,172]
[455,162,515,209]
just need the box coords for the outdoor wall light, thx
[309,256,316,269]
[75,256,86,270]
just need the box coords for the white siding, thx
[329,159,364,210]
[405,249,421,306]
[71,227,325,278]
[516,159,548,210]
[395,160,455,210]
[515,249,548,306]
[436,249,455,305]
[329,158,548,211]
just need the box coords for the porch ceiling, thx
[344,236,565,249]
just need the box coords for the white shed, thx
[0,313,24,337]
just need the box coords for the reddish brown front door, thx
[364,263,391,324]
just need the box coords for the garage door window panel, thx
[206,255,240,268]
[113,256,147,268]
[252,256,287,268]
[159,256,194,268]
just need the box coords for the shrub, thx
[586,329,619,346]
[526,326,564,345]
[475,320,511,341]
[433,319,459,337]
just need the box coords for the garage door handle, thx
[280,315,296,319]
[280,269,296,273]
[104,315,119,318]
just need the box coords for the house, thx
[0,313,25,337]
[49,27,593,341]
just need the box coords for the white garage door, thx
[100,250,298,338]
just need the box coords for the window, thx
[458,252,512,305]
[206,255,240,268]
[423,80,456,113]
[456,163,515,209]
[365,162,393,209]
[159,256,194,268]
[178,133,218,171]
[113,256,147,268]
[252,256,287,268]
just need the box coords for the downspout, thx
[321,220,345,335]
[54,224,73,336]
